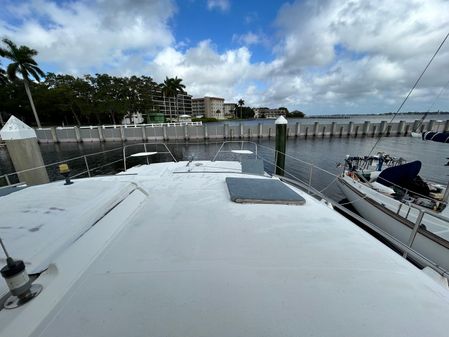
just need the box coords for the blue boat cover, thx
[423,132,449,143]
[377,161,422,188]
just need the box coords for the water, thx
[1,135,448,202]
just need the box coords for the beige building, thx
[223,103,237,118]
[192,96,226,119]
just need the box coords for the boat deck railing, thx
[1,141,449,278]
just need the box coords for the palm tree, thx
[0,38,45,128]
[238,99,245,119]
[160,76,186,122]
[0,62,7,85]
[171,76,186,121]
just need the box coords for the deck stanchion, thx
[275,116,288,176]
[258,123,263,138]
[0,116,49,185]
[239,123,243,139]
[204,125,208,140]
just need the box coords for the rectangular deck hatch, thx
[226,177,305,205]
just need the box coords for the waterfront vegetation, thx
[0,38,295,127]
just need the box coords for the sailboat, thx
[338,154,449,270]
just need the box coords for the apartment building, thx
[151,88,193,121]
[192,96,226,119]
[223,103,237,118]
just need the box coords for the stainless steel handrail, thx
[212,141,259,161]
[122,142,177,171]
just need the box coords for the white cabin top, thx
[1,160,449,337]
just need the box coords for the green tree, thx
[160,76,186,121]
[0,38,45,127]
[238,99,245,119]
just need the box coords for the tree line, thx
[0,38,188,126]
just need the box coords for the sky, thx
[1,0,449,115]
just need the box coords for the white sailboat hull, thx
[410,132,422,138]
[338,176,449,271]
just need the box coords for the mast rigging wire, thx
[368,31,449,156]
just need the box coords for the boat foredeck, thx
[1,161,449,337]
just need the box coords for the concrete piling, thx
[74,126,82,142]
[362,121,370,136]
[50,127,58,143]
[348,122,354,137]
[397,121,405,136]
[330,122,336,137]
[26,119,449,144]
[275,116,287,176]
[0,116,49,186]
[97,126,105,142]
[313,122,319,137]
[444,120,449,132]
[428,120,435,131]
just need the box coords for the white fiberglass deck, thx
[1,161,449,337]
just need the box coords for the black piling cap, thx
[1,257,25,278]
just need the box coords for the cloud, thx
[232,31,269,46]
[1,0,449,114]
[0,0,176,74]
[148,40,271,101]
[207,0,230,12]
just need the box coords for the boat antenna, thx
[368,31,449,156]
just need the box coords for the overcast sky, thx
[1,0,449,115]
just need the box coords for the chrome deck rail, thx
[122,143,177,170]
[212,141,259,161]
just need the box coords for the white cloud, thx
[232,31,269,46]
[1,0,449,114]
[0,0,176,74]
[207,0,230,12]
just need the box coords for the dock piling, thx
[275,116,288,176]
[0,116,49,186]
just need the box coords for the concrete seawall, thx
[34,119,449,143]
